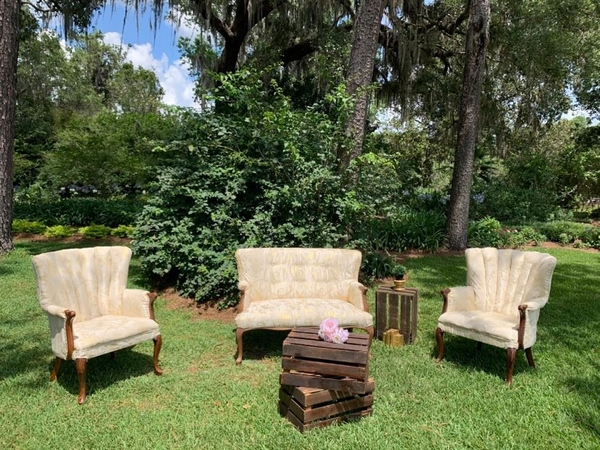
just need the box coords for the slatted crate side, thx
[375,287,418,344]
[287,328,370,348]
[282,339,369,365]
[280,375,375,399]
[279,387,374,433]
[281,356,368,381]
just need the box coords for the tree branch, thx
[281,40,318,65]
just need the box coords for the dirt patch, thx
[161,288,238,324]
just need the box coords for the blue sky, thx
[89,3,200,108]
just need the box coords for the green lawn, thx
[1,242,598,449]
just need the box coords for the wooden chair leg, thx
[435,327,445,362]
[110,352,116,360]
[75,358,87,405]
[235,328,245,365]
[506,348,516,385]
[525,347,535,368]
[476,342,483,353]
[153,335,163,375]
[50,357,62,381]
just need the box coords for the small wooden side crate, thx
[279,383,374,433]
[281,327,370,393]
[375,287,418,343]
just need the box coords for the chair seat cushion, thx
[438,311,519,348]
[235,298,373,330]
[72,315,160,360]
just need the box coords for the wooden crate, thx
[282,327,370,384]
[375,287,418,344]
[279,383,374,433]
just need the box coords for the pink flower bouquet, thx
[318,318,349,344]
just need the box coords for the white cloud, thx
[103,32,199,109]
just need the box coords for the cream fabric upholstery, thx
[235,248,373,330]
[438,248,556,349]
[33,247,160,360]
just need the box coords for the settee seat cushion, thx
[438,311,519,348]
[72,315,160,360]
[235,298,374,330]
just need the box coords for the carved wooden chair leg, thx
[50,357,62,381]
[525,347,535,368]
[506,348,516,385]
[435,327,445,362]
[75,358,87,405]
[235,328,245,365]
[366,326,374,346]
[153,335,163,375]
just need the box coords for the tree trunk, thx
[0,0,20,254]
[339,0,386,171]
[446,0,490,250]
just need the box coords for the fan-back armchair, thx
[436,248,557,383]
[33,246,162,404]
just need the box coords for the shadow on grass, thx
[237,329,291,363]
[50,348,159,400]
[564,361,600,438]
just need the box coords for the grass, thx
[1,242,599,449]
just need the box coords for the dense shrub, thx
[13,198,143,227]
[78,225,111,239]
[534,221,592,243]
[468,218,546,248]
[134,69,354,306]
[111,225,135,238]
[11,219,46,234]
[43,225,76,238]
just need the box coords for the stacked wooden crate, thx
[279,327,374,432]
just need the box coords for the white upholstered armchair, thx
[436,248,557,384]
[33,246,162,404]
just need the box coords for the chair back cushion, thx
[466,248,557,316]
[236,248,361,303]
[33,246,132,322]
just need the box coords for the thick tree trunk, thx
[339,0,386,171]
[0,0,19,254]
[446,0,490,250]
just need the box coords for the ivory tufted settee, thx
[33,246,162,404]
[234,248,374,364]
[436,248,557,383]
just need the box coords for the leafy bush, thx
[360,253,399,282]
[78,224,111,239]
[43,225,76,238]
[134,68,354,306]
[582,225,600,249]
[11,219,46,234]
[535,221,592,243]
[468,217,508,248]
[111,225,135,238]
[13,198,143,227]
[354,211,446,252]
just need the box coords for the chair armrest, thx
[42,306,76,360]
[517,303,544,348]
[348,281,369,312]
[123,289,158,320]
[238,281,250,313]
[441,286,477,313]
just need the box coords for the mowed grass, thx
[0,241,598,449]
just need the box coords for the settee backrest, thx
[466,248,557,317]
[236,248,361,302]
[33,246,132,323]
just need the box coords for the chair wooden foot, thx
[525,347,535,368]
[435,327,445,362]
[50,357,62,381]
[506,348,516,384]
[75,358,87,404]
[153,335,163,375]
[235,328,245,365]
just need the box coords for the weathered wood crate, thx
[279,383,374,433]
[375,287,418,344]
[281,327,370,391]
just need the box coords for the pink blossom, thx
[318,318,339,341]
[330,327,349,344]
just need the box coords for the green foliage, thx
[360,252,403,283]
[11,219,46,234]
[43,225,76,238]
[134,68,352,305]
[111,225,135,238]
[78,224,111,239]
[468,217,507,248]
[353,211,446,253]
[13,198,142,227]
